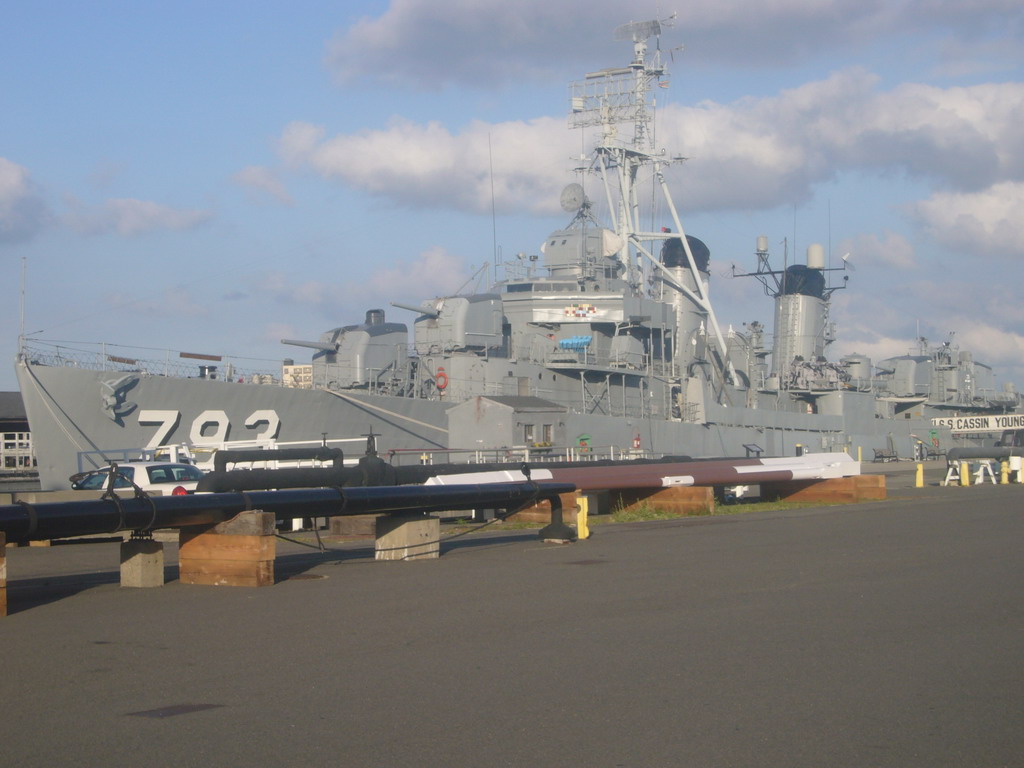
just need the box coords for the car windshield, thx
[76,467,135,490]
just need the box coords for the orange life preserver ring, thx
[435,368,448,390]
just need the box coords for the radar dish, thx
[560,183,586,212]
[614,20,661,42]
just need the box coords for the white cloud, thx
[839,230,917,270]
[657,72,1024,212]
[232,165,293,205]
[366,246,471,299]
[255,247,472,327]
[952,322,1024,372]
[911,182,1024,256]
[325,0,595,88]
[279,121,326,167]
[324,0,1023,87]
[278,70,1024,225]
[65,197,213,236]
[278,116,570,214]
[0,157,50,244]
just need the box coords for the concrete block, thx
[375,514,440,561]
[120,538,165,588]
[1,531,6,617]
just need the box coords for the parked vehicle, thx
[70,462,204,495]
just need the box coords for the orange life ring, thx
[435,368,448,390]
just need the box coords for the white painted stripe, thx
[734,453,860,478]
[424,469,554,485]
[660,475,695,487]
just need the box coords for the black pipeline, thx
[0,481,575,543]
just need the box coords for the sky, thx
[2,0,1024,393]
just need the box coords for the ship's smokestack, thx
[658,236,711,365]
[771,243,830,382]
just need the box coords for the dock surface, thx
[2,464,1022,766]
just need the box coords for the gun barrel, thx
[390,301,440,318]
[281,338,336,352]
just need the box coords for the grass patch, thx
[440,498,837,535]
[605,498,825,523]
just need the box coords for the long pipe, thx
[946,447,1019,463]
[0,481,575,542]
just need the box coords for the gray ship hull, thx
[17,359,451,489]
[17,357,934,491]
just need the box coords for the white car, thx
[70,462,204,495]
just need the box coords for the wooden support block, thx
[613,486,715,516]
[1,532,6,617]
[764,475,887,503]
[179,533,275,562]
[178,558,275,588]
[375,514,440,561]
[178,510,276,587]
[506,492,579,523]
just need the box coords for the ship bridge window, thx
[507,282,578,293]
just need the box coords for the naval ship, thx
[16,19,1022,490]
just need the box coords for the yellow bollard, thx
[857,446,862,462]
[576,495,590,540]
[1001,461,1009,485]
[915,462,923,488]
[960,461,970,487]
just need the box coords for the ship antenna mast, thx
[569,15,737,384]
[18,256,26,356]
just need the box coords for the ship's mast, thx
[568,17,737,384]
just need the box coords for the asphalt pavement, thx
[1,462,1021,767]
